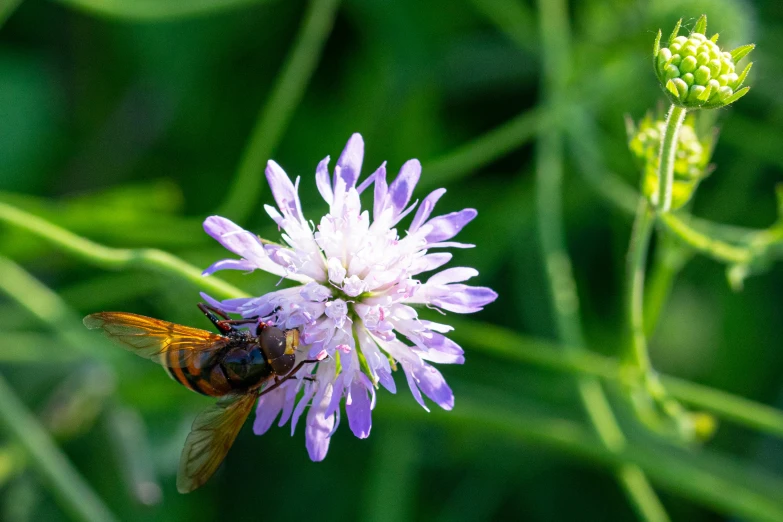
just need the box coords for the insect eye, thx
[259,327,286,361]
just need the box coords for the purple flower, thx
[202,134,497,460]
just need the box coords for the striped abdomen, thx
[164,346,233,397]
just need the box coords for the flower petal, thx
[414,362,454,410]
[389,159,421,215]
[372,162,388,220]
[346,376,373,439]
[202,258,256,276]
[336,133,364,189]
[305,381,336,461]
[432,285,499,314]
[253,386,286,435]
[417,333,465,365]
[265,161,303,221]
[424,209,477,243]
[410,188,446,233]
[315,156,333,205]
[428,267,478,285]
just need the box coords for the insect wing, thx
[177,393,257,493]
[83,312,229,368]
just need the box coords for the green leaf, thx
[735,62,753,87]
[730,44,755,62]
[668,18,682,44]
[653,29,661,57]
[692,14,707,35]
[52,0,275,21]
[722,86,750,106]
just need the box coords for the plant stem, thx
[626,200,656,372]
[0,202,248,300]
[643,234,691,337]
[0,372,119,522]
[52,0,271,20]
[658,213,753,264]
[535,1,667,520]
[656,105,687,212]
[0,0,23,28]
[421,108,543,191]
[0,256,113,361]
[381,396,783,522]
[216,0,341,223]
[446,319,783,440]
[6,198,783,442]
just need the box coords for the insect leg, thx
[197,302,233,332]
[198,303,261,334]
[257,359,321,398]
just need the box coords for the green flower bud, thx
[627,111,715,209]
[653,15,754,109]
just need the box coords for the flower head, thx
[627,111,716,209]
[653,15,754,109]
[201,134,497,460]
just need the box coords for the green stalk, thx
[659,213,753,264]
[535,1,667,520]
[626,200,655,372]
[421,108,543,191]
[656,105,687,212]
[0,202,247,300]
[6,201,783,440]
[0,373,119,522]
[216,0,340,223]
[381,397,783,522]
[446,319,783,440]
[643,235,691,337]
[0,0,23,28]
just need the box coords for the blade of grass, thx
[0,0,23,28]
[0,372,119,522]
[534,0,668,519]
[421,108,543,191]
[52,0,273,21]
[216,0,341,223]
[381,396,783,522]
[0,202,247,301]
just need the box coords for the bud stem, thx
[627,199,655,373]
[656,105,687,212]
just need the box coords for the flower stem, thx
[0,202,248,300]
[446,319,783,440]
[0,372,119,522]
[643,235,691,337]
[658,213,755,264]
[626,199,656,372]
[656,105,687,212]
[535,1,667,519]
[216,0,341,224]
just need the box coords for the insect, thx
[84,303,321,493]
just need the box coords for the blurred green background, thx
[1,0,783,521]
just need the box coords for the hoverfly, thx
[84,303,320,493]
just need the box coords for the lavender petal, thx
[201,258,257,276]
[372,162,388,220]
[265,160,303,221]
[336,133,364,189]
[389,159,421,215]
[315,156,333,204]
[346,378,373,439]
[253,387,286,435]
[424,209,477,243]
[410,188,446,233]
[414,362,454,410]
